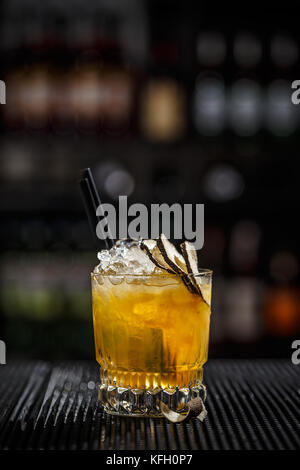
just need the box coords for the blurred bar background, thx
[0,0,300,359]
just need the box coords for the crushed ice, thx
[94,239,160,275]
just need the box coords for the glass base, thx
[98,368,205,418]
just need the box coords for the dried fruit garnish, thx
[180,241,209,304]
[188,397,208,421]
[160,402,190,423]
[160,394,207,423]
[157,234,198,294]
[141,235,209,297]
[157,234,187,275]
[140,239,174,273]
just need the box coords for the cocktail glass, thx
[91,269,212,417]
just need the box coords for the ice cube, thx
[97,250,111,268]
[94,240,158,275]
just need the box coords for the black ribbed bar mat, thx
[0,360,299,450]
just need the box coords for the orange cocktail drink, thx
[91,265,212,417]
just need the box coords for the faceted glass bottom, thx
[98,368,205,417]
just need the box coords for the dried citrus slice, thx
[157,234,187,274]
[140,239,174,273]
[157,234,198,294]
[180,241,210,304]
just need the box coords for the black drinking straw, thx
[79,168,113,250]
[81,168,114,246]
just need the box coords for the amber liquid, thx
[91,273,211,390]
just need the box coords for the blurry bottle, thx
[5,65,51,130]
[225,220,263,343]
[264,286,299,336]
[263,250,300,336]
[233,32,262,70]
[229,220,261,274]
[101,67,133,137]
[224,277,263,343]
[51,69,75,134]
[69,63,103,132]
[140,77,186,142]
[196,31,226,69]
[4,68,27,130]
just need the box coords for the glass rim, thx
[91,268,213,278]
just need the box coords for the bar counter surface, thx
[0,360,299,450]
